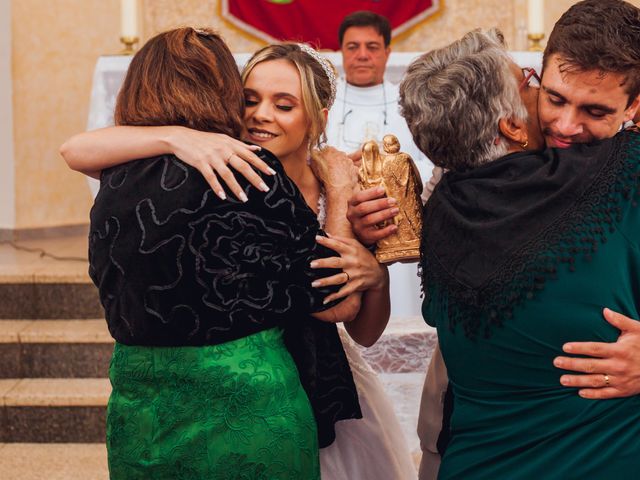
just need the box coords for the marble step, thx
[0,373,427,453]
[0,317,435,377]
[0,378,109,442]
[0,281,101,320]
[0,320,113,378]
[0,443,108,480]
[0,234,101,319]
[0,442,418,479]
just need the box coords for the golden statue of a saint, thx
[358,134,423,263]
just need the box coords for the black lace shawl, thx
[89,148,361,446]
[421,129,640,339]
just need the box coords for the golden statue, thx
[358,134,423,264]
[358,141,385,190]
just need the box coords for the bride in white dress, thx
[60,39,415,480]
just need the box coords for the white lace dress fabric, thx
[321,328,418,479]
[316,192,417,479]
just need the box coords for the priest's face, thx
[341,26,390,87]
[538,54,640,148]
[243,59,309,165]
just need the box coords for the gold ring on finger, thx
[343,271,350,283]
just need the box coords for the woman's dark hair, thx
[544,0,640,105]
[114,27,244,137]
[338,11,391,47]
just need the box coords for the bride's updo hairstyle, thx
[114,27,245,138]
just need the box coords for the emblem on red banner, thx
[221,0,440,50]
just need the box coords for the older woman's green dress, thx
[422,130,640,479]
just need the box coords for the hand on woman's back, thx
[170,128,275,201]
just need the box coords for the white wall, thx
[0,0,15,229]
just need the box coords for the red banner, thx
[221,0,440,50]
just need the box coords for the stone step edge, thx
[0,443,109,480]
[0,319,429,344]
[0,378,110,407]
[0,320,111,344]
[0,274,92,284]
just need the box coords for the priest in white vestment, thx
[326,11,432,317]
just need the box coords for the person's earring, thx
[521,139,529,149]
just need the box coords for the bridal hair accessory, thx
[297,43,337,109]
[193,27,212,35]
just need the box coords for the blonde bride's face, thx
[243,59,310,163]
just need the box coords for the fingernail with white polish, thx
[310,261,318,268]
[218,190,227,200]
[312,280,320,287]
[267,167,277,175]
[239,192,248,203]
[259,182,269,192]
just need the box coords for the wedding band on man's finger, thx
[343,271,350,284]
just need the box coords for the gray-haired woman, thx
[401,29,640,478]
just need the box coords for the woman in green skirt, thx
[82,27,363,479]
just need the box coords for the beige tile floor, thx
[0,235,90,283]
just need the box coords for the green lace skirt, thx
[107,328,320,479]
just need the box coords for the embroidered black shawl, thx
[421,129,640,338]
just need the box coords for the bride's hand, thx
[310,234,388,304]
[169,128,276,201]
